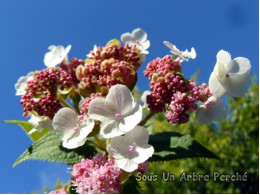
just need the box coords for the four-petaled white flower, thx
[141,90,151,109]
[107,125,154,172]
[195,96,227,125]
[15,72,34,96]
[28,115,53,134]
[88,84,142,138]
[209,50,251,98]
[121,28,150,54]
[163,41,196,62]
[52,108,94,149]
[44,45,71,68]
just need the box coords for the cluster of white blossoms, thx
[53,84,154,172]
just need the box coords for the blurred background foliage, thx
[140,77,259,194]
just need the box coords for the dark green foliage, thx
[13,131,97,167]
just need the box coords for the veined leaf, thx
[148,132,218,162]
[4,120,50,142]
[13,131,97,167]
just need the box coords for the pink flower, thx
[48,188,67,194]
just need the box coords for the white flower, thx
[15,72,34,96]
[86,45,98,58]
[28,115,53,134]
[107,125,154,172]
[195,96,227,125]
[209,50,251,98]
[163,41,196,62]
[44,45,71,67]
[121,28,150,54]
[88,84,142,138]
[52,108,95,149]
[141,90,151,109]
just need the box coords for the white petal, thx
[107,138,130,158]
[101,121,125,138]
[120,33,135,44]
[52,108,78,135]
[15,72,34,96]
[132,28,147,43]
[118,104,142,133]
[125,125,149,145]
[223,74,249,97]
[196,96,226,125]
[65,45,72,55]
[142,40,150,51]
[44,45,69,67]
[133,145,154,164]
[88,98,115,124]
[163,41,181,54]
[216,50,231,68]
[208,72,226,98]
[114,157,138,172]
[232,57,251,76]
[106,84,135,115]
[190,47,196,59]
[62,118,94,149]
[28,115,53,133]
[141,90,151,109]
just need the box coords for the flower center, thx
[205,101,210,107]
[128,145,136,153]
[73,126,80,131]
[115,113,122,120]
[225,73,230,78]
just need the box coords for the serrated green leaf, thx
[4,120,50,142]
[13,131,97,167]
[148,132,218,162]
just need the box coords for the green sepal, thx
[148,132,218,162]
[4,120,50,142]
[13,131,97,167]
[106,39,121,47]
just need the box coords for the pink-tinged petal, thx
[216,50,231,68]
[105,84,135,115]
[118,104,142,133]
[223,73,249,97]
[88,98,115,124]
[208,72,226,98]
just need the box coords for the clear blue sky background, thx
[0,0,258,193]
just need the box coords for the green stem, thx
[57,93,79,114]
[94,135,106,151]
[138,112,154,126]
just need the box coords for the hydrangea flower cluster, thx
[20,68,73,119]
[70,154,122,194]
[144,52,212,124]
[12,28,252,194]
[76,29,148,96]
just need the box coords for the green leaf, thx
[122,175,141,194]
[148,132,218,162]
[4,120,50,142]
[13,131,97,167]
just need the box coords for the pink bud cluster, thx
[144,55,212,124]
[79,93,103,115]
[20,68,73,119]
[71,154,122,194]
[76,41,142,96]
[60,57,83,87]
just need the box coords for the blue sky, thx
[0,0,258,193]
